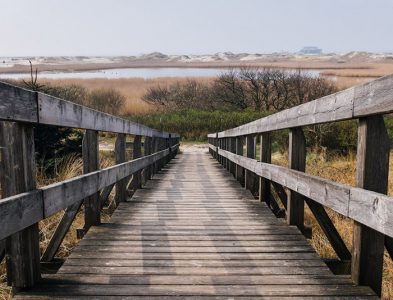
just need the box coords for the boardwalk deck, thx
[16,148,376,299]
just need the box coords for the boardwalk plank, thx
[16,150,375,299]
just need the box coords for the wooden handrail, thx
[0,145,179,241]
[0,81,179,138]
[208,73,393,138]
[207,73,393,296]
[0,81,180,289]
[209,145,393,238]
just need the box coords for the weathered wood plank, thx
[209,145,393,238]
[0,82,38,123]
[287,128,305,230]
[0,122,41,288]
[83,130,100,229]
[259,132,271,204]
[41,201,83,262]
[351,116,389,296]
[115,133,127,205]
[0,145,178,241]
[0,81,178,138]
[207,74,393,138]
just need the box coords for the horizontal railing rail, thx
[0,80,180,290]
[208,73,393,297]
[0,81,179,138]
[208,73,393,138]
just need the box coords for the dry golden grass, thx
[272,150,393,300]
[42,77,214,115]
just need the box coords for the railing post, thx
[214,133,219,160]
[235,136,244,184]
[287,127,305,230]
[115,133,127,205]
[144,136,152,182]
[245,134,258,195]
[351,115,389,296]
[130,135,142,189]
[83,129,100,229]
[0,122,41,289]
[229,137,236,176]
[259,132,271,203]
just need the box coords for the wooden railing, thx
[0,81,180,290]
[208,74,393,297]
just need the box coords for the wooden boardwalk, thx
[16,149,376,299]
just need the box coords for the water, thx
[0,67,322,80]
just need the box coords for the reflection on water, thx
[0,67,322,80]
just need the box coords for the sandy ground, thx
[180,143,209,153]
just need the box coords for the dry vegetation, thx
[2,64,393,299]
[41,77,214,115]
[272,151,393,299]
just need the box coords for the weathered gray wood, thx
[115,133,127,205]
[271,181,288,209]
[0,122,41,288]
[14,151,376,299]
[0,81,178,138]
[0,146,178,241]
[206,74,393,138]
[245,135,258,195]
[235,136,244,184]
[305,199,351,261]
[83,130,100,229]
[0,239,4,263]
[130,135,142,190]
[287,128,305,230]
[229,137,236,176]
[37,92,172,138]
[41,201,83,262]
[351,116,390,296]
[100,184,115,208]
[259,133,271,203]
[144,137,152,182]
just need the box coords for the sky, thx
[1,0,393,56]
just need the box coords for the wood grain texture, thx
[209,145,393,238]
[0,122,41,288]
[0,145,179,241]
[207,73,393,138]
[0,81,178,138]
[15,150,375,299]
[287,128,305,229]
[83,130,101,229]
[115,133,127,205]
[351,116,390,296]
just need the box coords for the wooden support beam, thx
[115,133,127,205]
[235,137,244,184]
[268,193,285,218]
[130,135,142,190]
[0,239,4,263]
[229,137,236,176]
[144,137,152,182]
[351,115,390,297]
[245,135,258,195]
[287,127,305,230]
[0,122,41,289]
[305,198,351,261]
[271,182,288,209]
[83,130,100,230]
[259,133,271,203]
[100,184,115,208]
[41,201,83,262]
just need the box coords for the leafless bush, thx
[88,88,125,115]
[142,68,337,113]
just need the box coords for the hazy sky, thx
[1,0,392,56]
